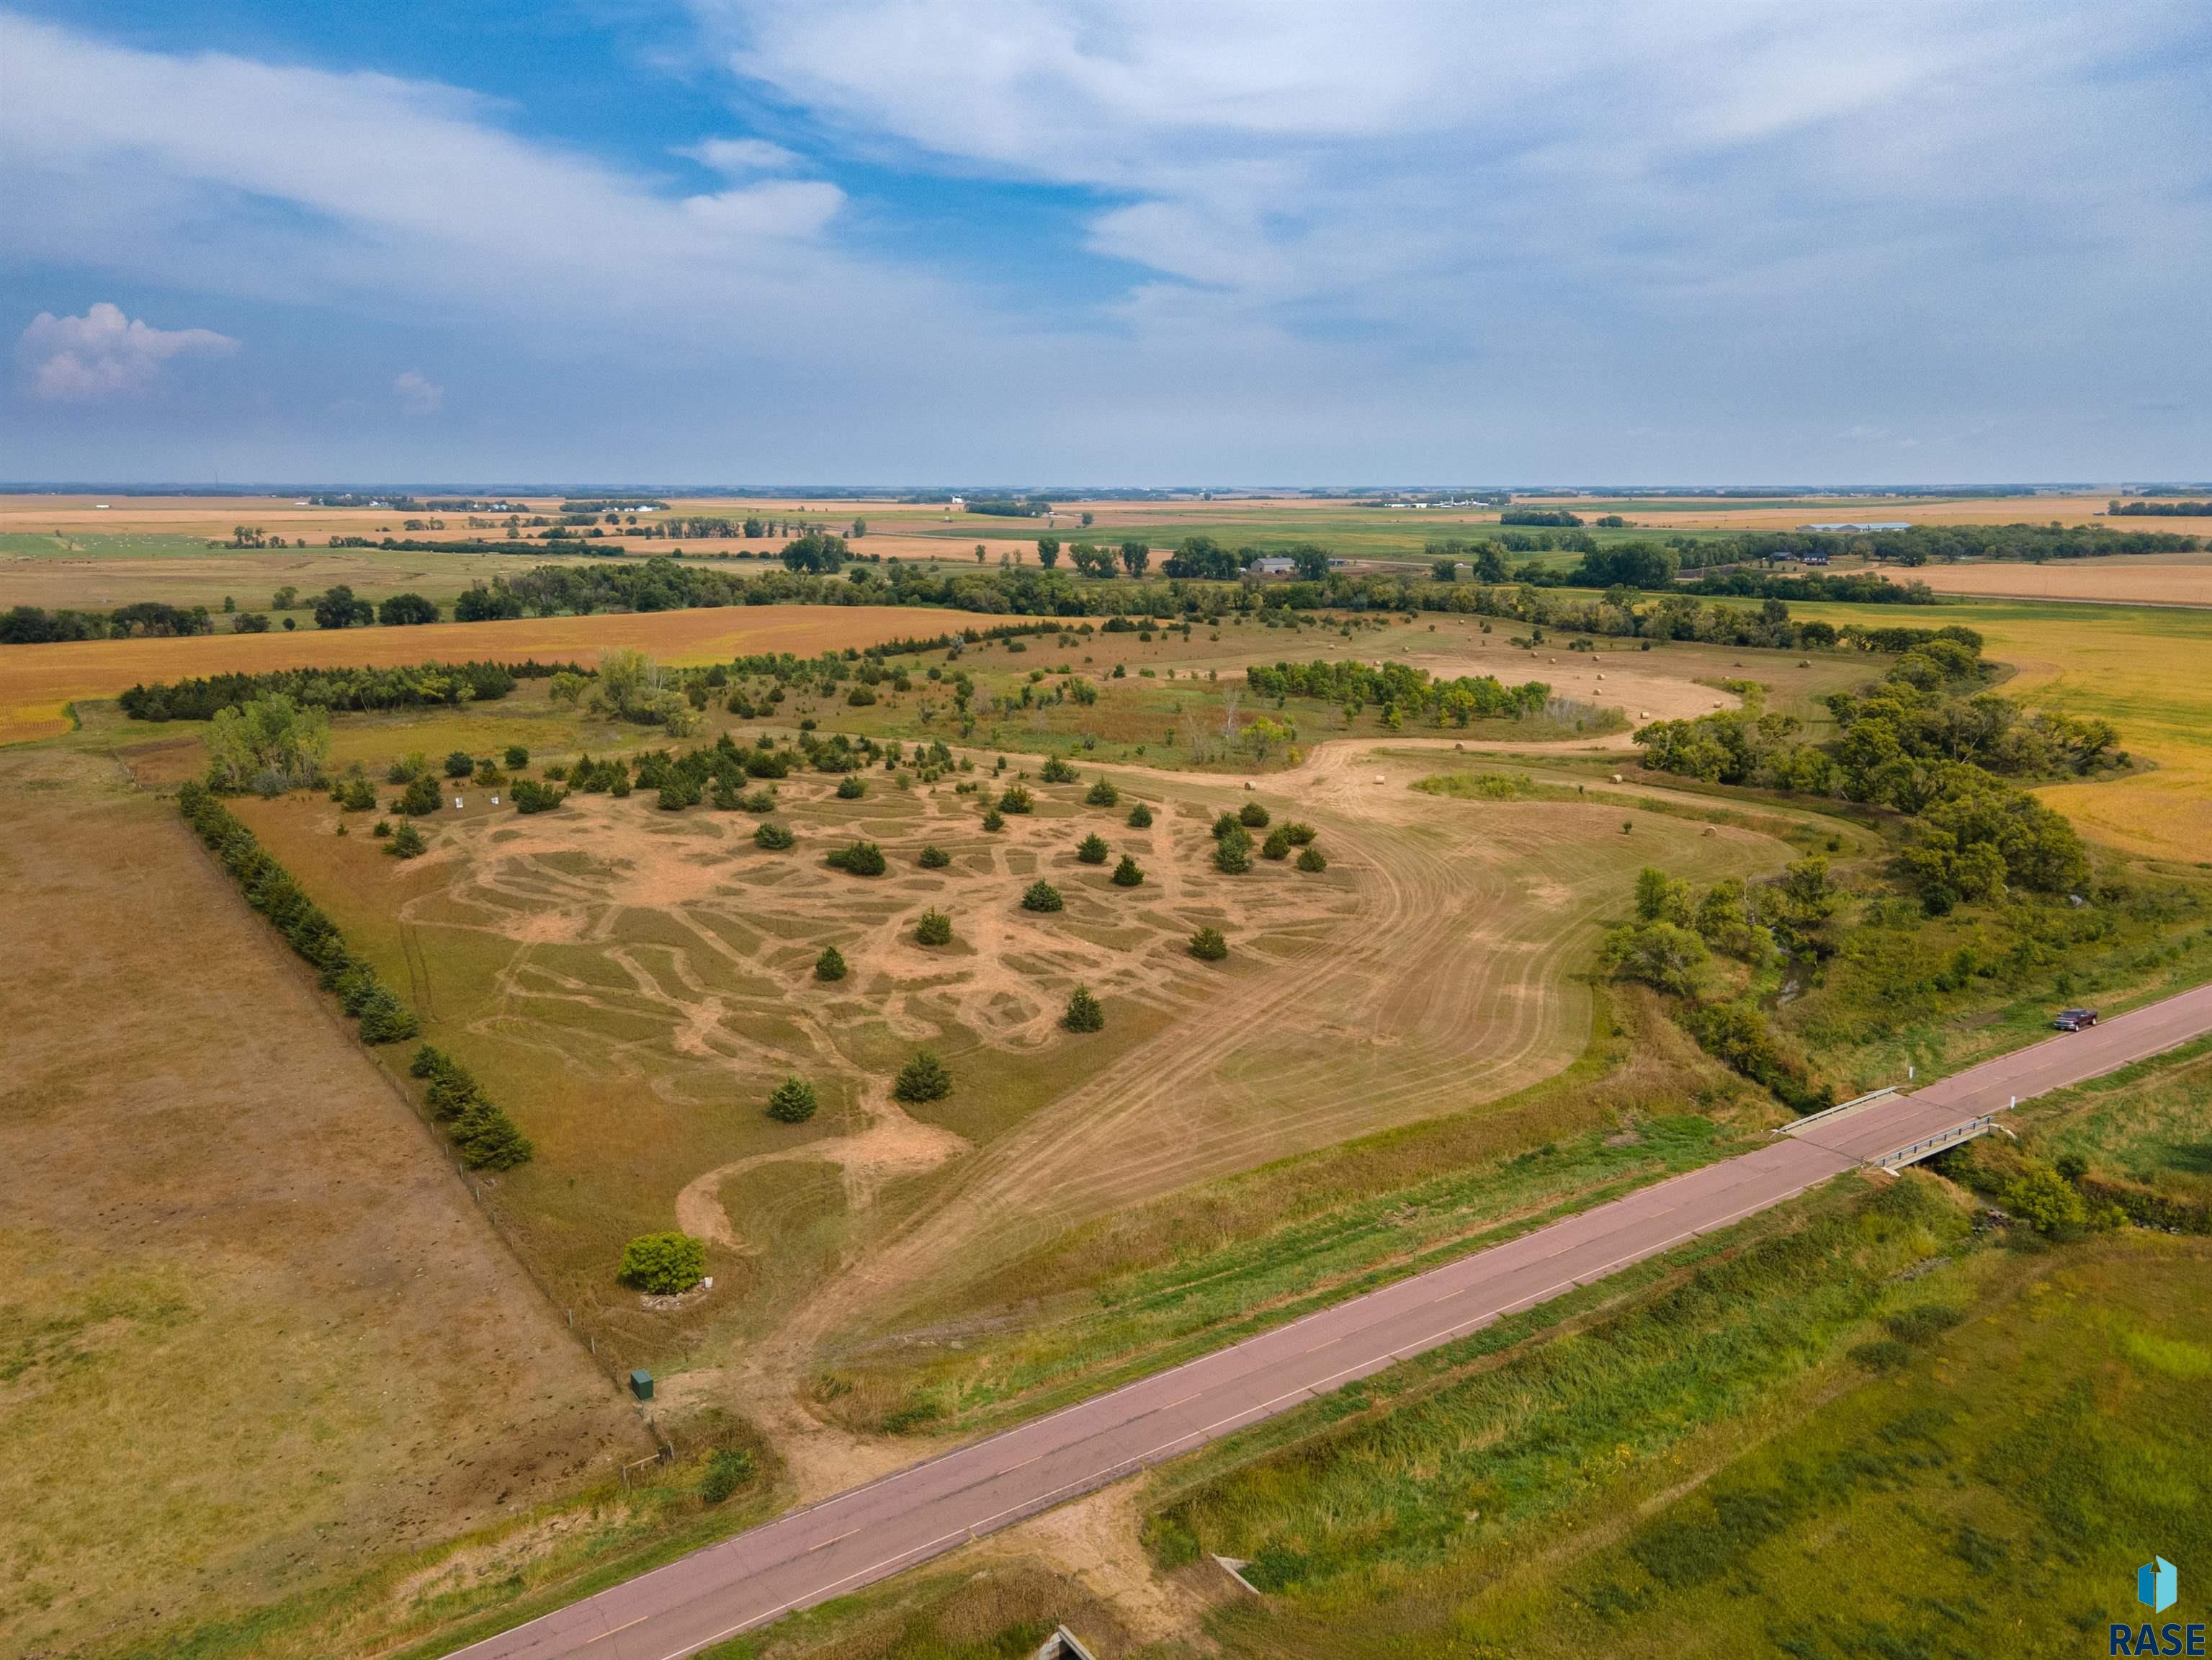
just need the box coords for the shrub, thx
[828,840,887,875]
[1296,844,1328,872]
[1112,855,1144,887]
[619,1232,707,1295]
[835,775,867,800]
[1062,985,1104,1032]
[1076,834,1110,865]
[387,752,427,784]
[915,908,953,945]
[1040,757,1078,783]
[700,1446,755,1504]
[1214,826,1253,873]
[503,744,529,769]
[740,787,776,813]
[1262,827,1291,860]
[1283,821,1317,846]
[754,822,796,850]
[658,783,693,812]
[1127,802,1153,829]
[766,1076,818,1123]
[1086,779,1120,807]
[398,772,442,816]
[1238,802,1270,828]
[372,820,390,838]
[339,774,377,811]
[1188,925,1229,960]
[1021,880,1065,913]
[814,945,848,981]
[893,1050,951,1103]
[982,807,1006,832]
[998,785,1034,814]
[1212,811,1240,839]
[386,821,427,858]
[444,751,475,779]
[918,844,951,868]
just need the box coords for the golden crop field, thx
[0,604,968,745]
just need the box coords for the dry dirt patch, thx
[0,749,642,1657]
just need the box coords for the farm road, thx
[447,980,2212,1660]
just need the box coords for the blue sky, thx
[4,1,2208,486]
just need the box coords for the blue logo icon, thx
[2141,1557,2178,1615]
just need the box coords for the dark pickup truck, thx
[2053,1007,2100,1032]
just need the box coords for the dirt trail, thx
[747,723,1771,1391]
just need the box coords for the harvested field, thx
[1883,551,2212,607]
[0,603,965,744]
[0,747,644,1659]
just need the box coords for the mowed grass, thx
[808,994,1776,1437]
[1793,595,2212,864]
[1145,1181,2211,1660]
[0,749,643,1659]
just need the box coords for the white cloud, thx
[393,369,443,414]
[15,302,238,401]
[683,136,804,176]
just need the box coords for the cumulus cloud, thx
[15,302,238,401]
[393,369,443,414]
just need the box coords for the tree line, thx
[1631,631,2097,913]
[1245,658,1551,726]
[120,659,573,723]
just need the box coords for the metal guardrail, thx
[1870,1115,1995,1170]
[1778,1084,1898,1135]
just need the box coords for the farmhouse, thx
[1250,556,1297,575]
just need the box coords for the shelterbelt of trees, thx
[1631,632,2103,913]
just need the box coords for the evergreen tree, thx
[1127,802,1154,829]
[915,909,953,945]
[1085,779,1120,807]
[1111,855,1144,887]
[1297,845,1329,873]
[754,822,796,849]
[1022,880,1065,912]
[386,820,427,858]
[918,844,951,868]
[1062,985,1104,1032]
[1077,834,1110,865]
[814,945,848,981]
[767,1076,818,1123]
[1188,926,1229,961]
[1263,827,1291,860]
[893,1049,951,1103]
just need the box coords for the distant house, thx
[1250,557,1297,576]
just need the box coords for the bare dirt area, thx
[0,748,644,1658]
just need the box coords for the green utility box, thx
[629,1369,654,1402]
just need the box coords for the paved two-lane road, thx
[454,982,2212,1660]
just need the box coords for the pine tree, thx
[918,844,951,868]
[1062,985,1104,1032]
[1111,855,1144,887]
[1127,802,1154,829]
[1077,834,1110,865]
[1188,926,1229,961]
[815,945,848,981]
[767,1076,818,1123]
[1021,880,1065,913]
[1085,779,1120,807]
[893,1049,951,1103]
[1263,827,1291,860]
[915,909,953,945]
[1297,845,1328,872]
